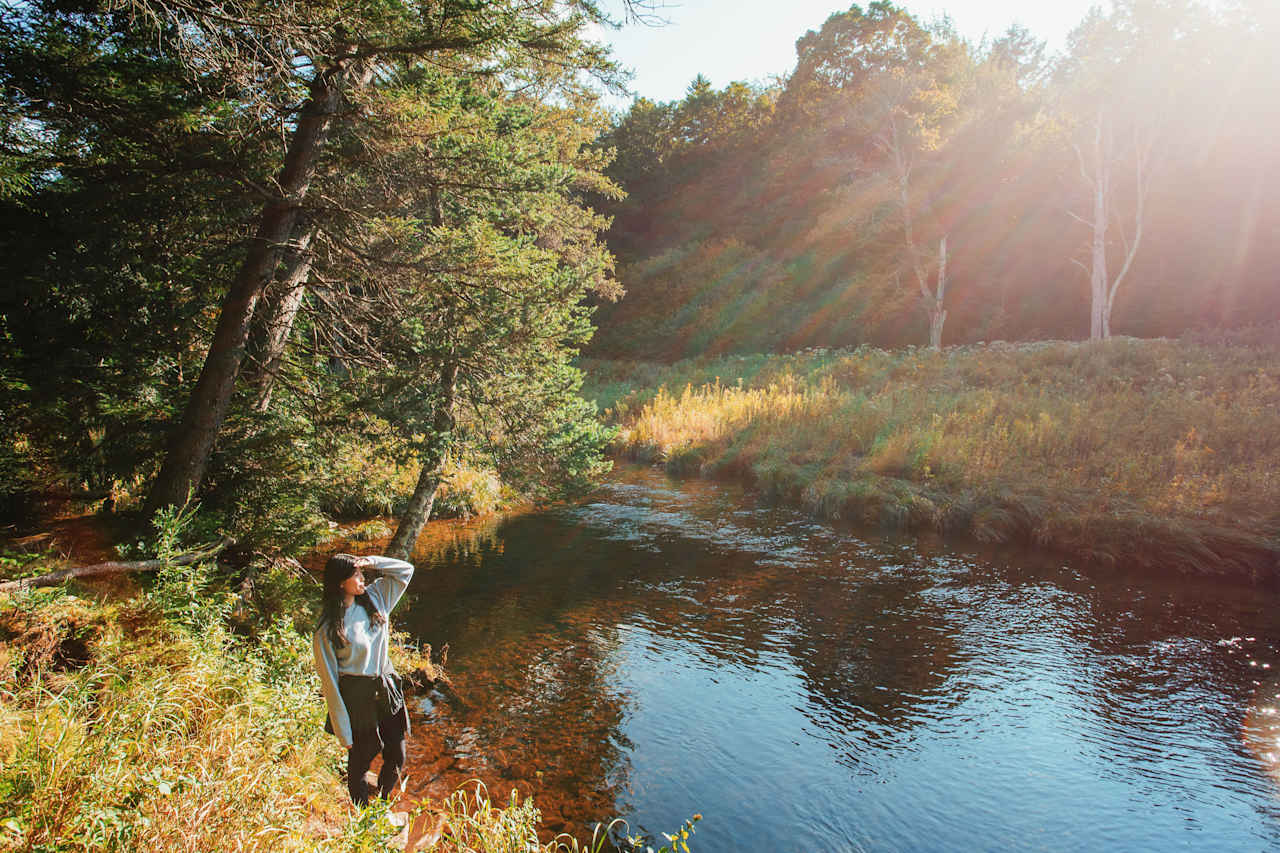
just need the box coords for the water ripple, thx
[398,468,1280,852]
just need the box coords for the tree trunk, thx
[0,538,233,593]
[890,130,948,351]
[386,361,460,561]
[385,168,453,562]
[146,61,363,515]
[1089,176,1109,341]
[928,234,948,350]
[1104,129,1151,342]
[1078,109,1152,342]
[1088,110,1111,342]
[245,222,316,412]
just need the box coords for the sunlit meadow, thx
[584,335,1280,577]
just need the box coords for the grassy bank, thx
[582,336,1280,582]
[0,568,397,851]
[0,538,698,852]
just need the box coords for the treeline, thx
[0,0,634,549]
[590,0,1280,360]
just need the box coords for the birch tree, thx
[1069,107,1155,340]
[841,9,965,350]
[1059,0,1198,340]
[874,93,954,351]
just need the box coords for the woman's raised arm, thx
[364,555,415,613]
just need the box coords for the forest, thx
[2,0,1278,546]
[0,0,623,553]
[593,0,1280,357]
[1,0,1278,850]
[581,0,1280,586]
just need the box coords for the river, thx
[382,466,1280,851]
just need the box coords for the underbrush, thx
[0,521,697,851]
[584,337,1280,580]
[433,784,699,853]
[315,442,507,524]
[0,569,400,852]
[0,504,401,852]
[33,410,519,561]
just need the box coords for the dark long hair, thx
[319,553,386,649]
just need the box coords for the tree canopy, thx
[0,0,627,545]
[591,0,1280,359]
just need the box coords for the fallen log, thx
[0,537,235,594]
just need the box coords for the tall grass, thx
[0,533,699,851]
[428,781,699,853]
[584,338,1280,580]
[0,589,363,852]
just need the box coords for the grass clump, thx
[0,587,368,852]
[430,783,701,853]
[585,337,1280,581]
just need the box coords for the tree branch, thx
[1065,209,1093,228]
[1107,130,1147,311]
[0,538,234,594]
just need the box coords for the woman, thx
[313,552,415,806]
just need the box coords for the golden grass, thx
[426,782,699,853]
[585,338,1280,579]
[0,577,697,853]
[0,591,361,853]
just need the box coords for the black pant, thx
[348,710,407,806]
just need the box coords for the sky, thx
[597,0,1103,106]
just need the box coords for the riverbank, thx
[0,523,697,852]
[0,561,391,851]
[582,336,1280,582]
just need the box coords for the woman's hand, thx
[354,556,374,572]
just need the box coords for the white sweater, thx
[313,555,415,748]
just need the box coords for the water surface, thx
[392,468,1280,852]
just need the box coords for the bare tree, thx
[1069,107,1155,341]
[882,115,950,350]
[864,47,959,352]
[1059,0,1191,341]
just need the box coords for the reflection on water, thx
[386,468,1280,851]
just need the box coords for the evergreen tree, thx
[139,0,627,513]
[0,1,269,503]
